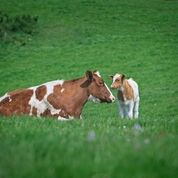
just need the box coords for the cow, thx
[0,70,115,120]
[110,73,140,119]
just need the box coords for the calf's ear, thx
[121,74,126,82]
[86,70,93,82]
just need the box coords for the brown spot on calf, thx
[110,73,140,119]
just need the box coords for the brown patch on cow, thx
[35,85,47,101]
[47,94,60,109]
[59,109,69,118]
[0,89,33,116]
[41,108,69,119]
[53,84,62,95]
[41,108,52,117]
[32,107,37,116]
[48,83,83,118]
[9,89,27,96]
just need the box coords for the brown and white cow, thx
[0,71,115,120]
[110,73,139,119]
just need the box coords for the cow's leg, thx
[58,116,70,121]
[128,101,134,119]
[57,115,74,121]
[133,99,139,119]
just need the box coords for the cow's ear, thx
[109,75,113,80]
[121,74,126,82]
[86,70,93,82]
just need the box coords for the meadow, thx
[0,0,178,177]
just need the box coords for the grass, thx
[0,0,178,177]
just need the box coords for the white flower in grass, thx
[123,125,126,129]
[133,123,143,131]
[144,138,150,145]
[132,123,144,135]
[87,130,96,142]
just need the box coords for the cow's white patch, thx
[88,95,101,103]
[29,89,47,117]
[104,83,115,102]
[118,86,124,92]
[0,93,12,102]
[87,130,96,142]
[58,116,68,120]
[69,115,74,119]
[61,88,65,93]
[94,71,101,77]
[127,78,139,101]
[0,93,8,102]
[28,80,64,117]
[45,80,64,96]
[47,102,61,115]
[58,115,74,121]
[9,97,12,102]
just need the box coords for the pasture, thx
[0,0,178,177]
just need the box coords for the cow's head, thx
[110,73,125,90]
[83,70,115,103]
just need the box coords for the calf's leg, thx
[127,101,134,119]
[133,99,139,118]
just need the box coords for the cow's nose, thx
[110,95,115,102]
[110,85,114,89]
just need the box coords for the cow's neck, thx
[118,80,134,101]
[63,77,90,117]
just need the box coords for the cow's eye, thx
[115,79,120,82]
[98,80,104,85]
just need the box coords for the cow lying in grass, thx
[0,71,115,120]
[110,73,140,119]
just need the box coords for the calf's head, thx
[110,73,125,90]
[83,71,115,103]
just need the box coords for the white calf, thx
[110,73,140,119]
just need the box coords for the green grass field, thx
[0,0,178,177]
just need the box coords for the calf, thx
[0,71,115,120]
[110,73,139,119]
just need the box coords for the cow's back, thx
[0,80,65,117]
